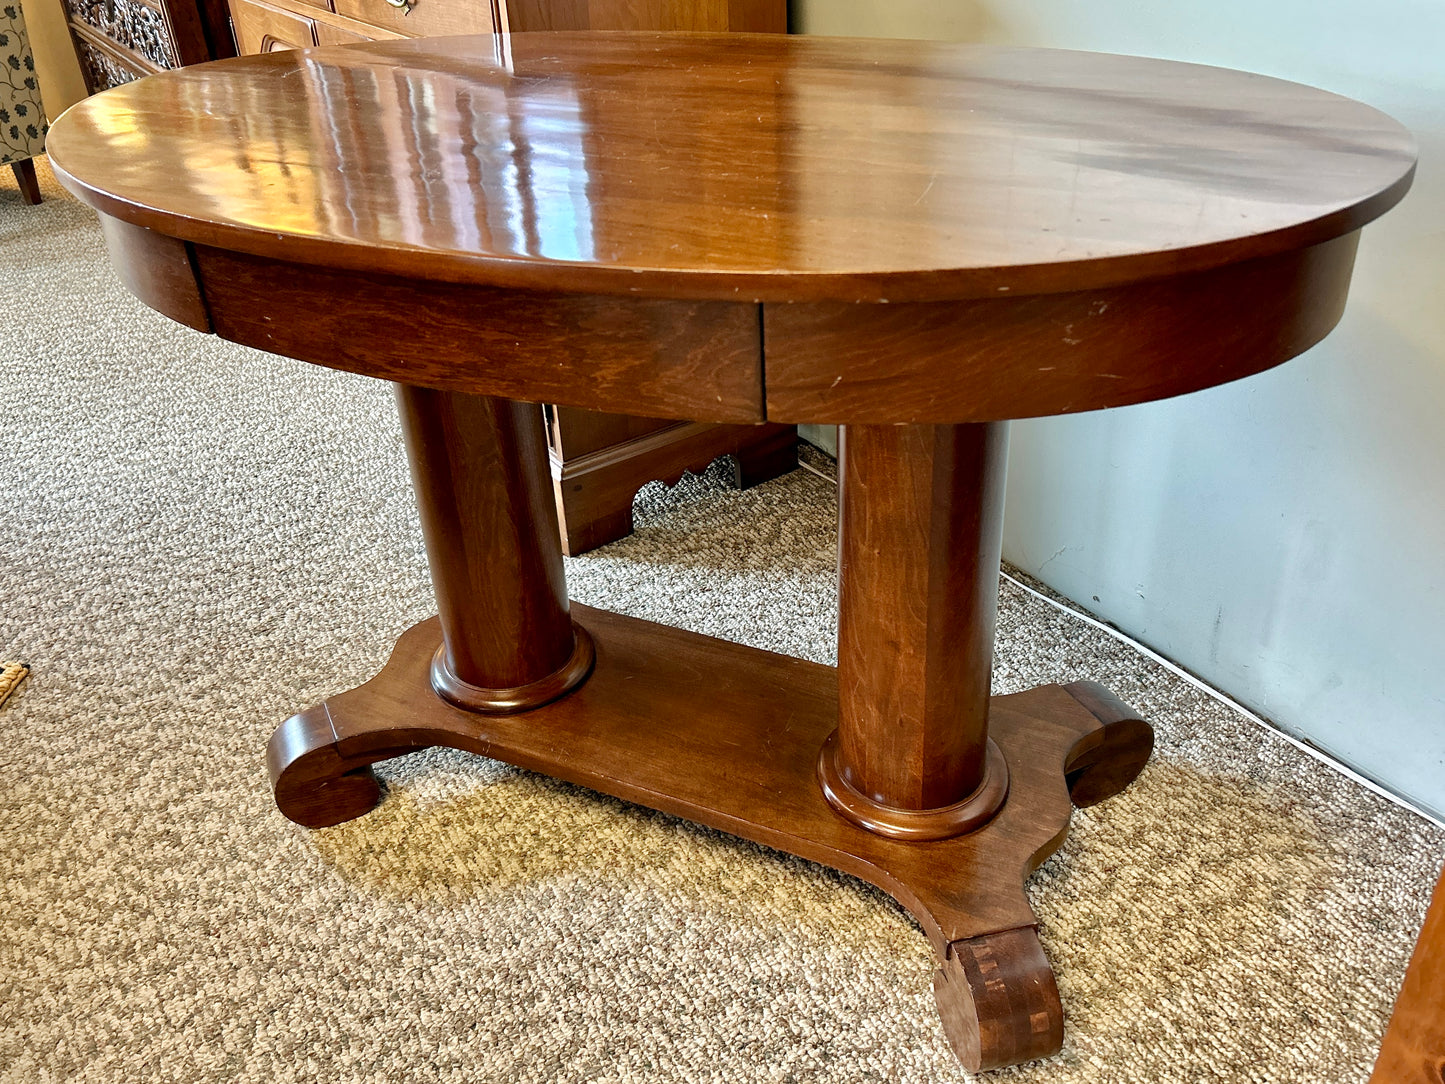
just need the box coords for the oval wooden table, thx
[47,33,1415,1072]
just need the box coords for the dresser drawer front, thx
[231,0,318,52]
[313,16,403,43]
[330,0,492,40]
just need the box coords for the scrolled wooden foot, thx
[1062,680,1154,808]
[267,704,385,828]
[934,927,1064,1072]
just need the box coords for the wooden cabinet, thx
[230,0,316,53]
[312,17,403,44]
[223,0,796,554]
[66,0,236,93]
[330,0,493,42]
[546,407,797,555]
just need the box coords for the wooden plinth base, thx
[267,604,1151,1072]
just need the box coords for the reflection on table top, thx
[48,33,1415,302]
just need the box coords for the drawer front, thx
[231,0,318,52]
[313,16,405,44]
[330,0,493,40]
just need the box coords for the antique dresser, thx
[64,0,233,91]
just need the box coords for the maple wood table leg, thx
[267,387,593,827]
[819,421,1011,841]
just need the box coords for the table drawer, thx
[231,0,318,52]
[330,0,493,40]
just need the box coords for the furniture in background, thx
[225,0,795,554]
[1372,864,1445,1083]
[226,1,784,70]
[48,33,1415,1073]
[543,407,798,555]
[63,0,232,92]
[1,1,47,203]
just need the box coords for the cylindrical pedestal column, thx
[818,422,1010,840]
[394,385,593,713]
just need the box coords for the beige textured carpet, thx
[3,159,1443,1083]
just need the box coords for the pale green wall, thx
[794,0,1445,819]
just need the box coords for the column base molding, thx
[816,730,1009,841]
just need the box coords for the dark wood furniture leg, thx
[394,387,594,712]
[1372,863,1445,1083]
[820,421,1142,1070]
[11,159,42,205]
[268,385,593,825]
[821,422,1011,839]
[266,400,1154,1073]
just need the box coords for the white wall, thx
[795,1,1445,819]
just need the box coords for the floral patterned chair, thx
[1,0,46,204]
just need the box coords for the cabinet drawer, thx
[313,15,406,44]
[231,0,318,53]
[330,0,492,41]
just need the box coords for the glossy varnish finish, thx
[216,0,793,555]
[48,32,1416,1075]
[394,387,589,708]
[46,34,1415,305]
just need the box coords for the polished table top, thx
[48,33,1415,304]
[47,34,1418,426]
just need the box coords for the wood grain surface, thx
[265,605,1156,1070]
[498,0,783,33]
[831,423,1008,819]
[934,927,1064,1071]
[764,232,1361,423]
[393,387,579,696]
[268,604,1133,950]
[1372,864,1445,1084]
[47,33,1415,304]
[191,245,765,422]
[97,217,211,332]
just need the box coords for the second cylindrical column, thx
[819,421,1010,839]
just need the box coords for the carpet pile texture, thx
[3,161,1442,1083]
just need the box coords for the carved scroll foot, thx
[934,927,1065,1072]
[1062,680,1154,808]
[267,705,387,829]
